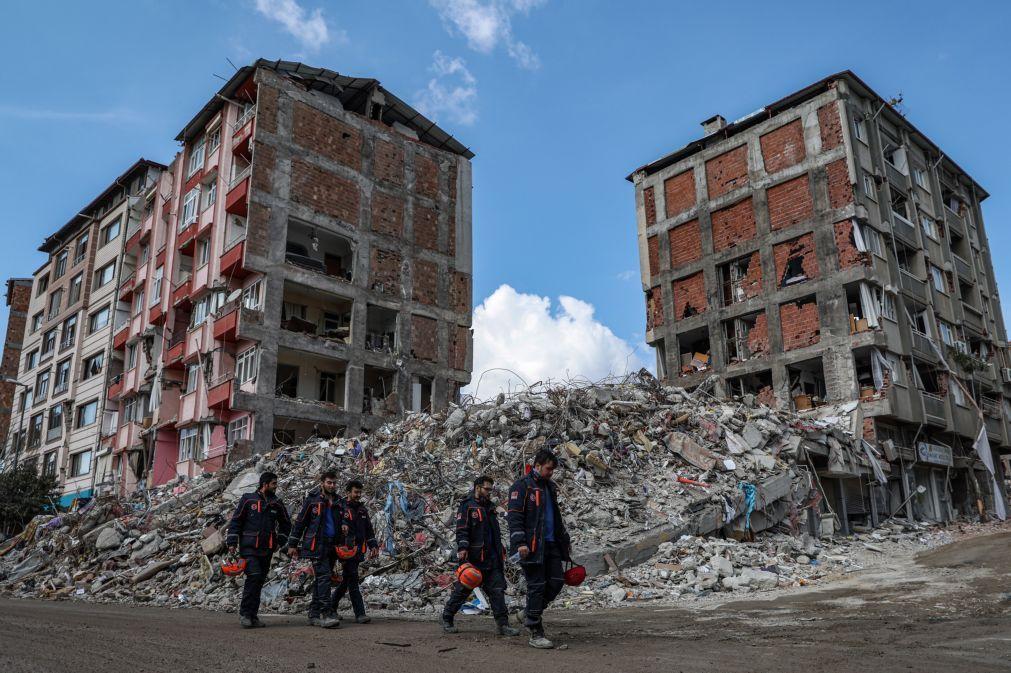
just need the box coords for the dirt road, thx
[2,531,1009,673]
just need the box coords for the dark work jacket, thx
[289,487,345,559]
[455,494,505,569]
[506,472,570,565]
[226,490,292,557]
[341,498,379,560]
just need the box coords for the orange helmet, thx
[221,558,247,576]
[335,545,358,561]
[455,562,483,590]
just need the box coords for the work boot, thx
[307,615,321,627]
[251,617,266,628]
[239,616,255,629]
[441,617,459,634]
[497,624,520,637]
[319,612,341,629]
[528,631,554,649]
[354,615,371,624]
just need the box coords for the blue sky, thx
[1,1,1009,393]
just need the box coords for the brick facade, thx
[411,314,438,362]
[747,312,770,356]
[292,102,363,170]
[668,219,702,268]
[646,286,664,330]
[644,186,657,226]
[413,259,438,306]
[767,175,813,231]
[773,233,819,287]
[711,198,756,252]
[780,297,820,351]
[371,190,404,238]
[818,103,843,151]
[664,169,695,218]
[647,235,660,276]
[760,119,806,174]
[414,204,439,251]
[834,219,869,269]
[672,272,707,320]
[290,159,360,226]
[414,155,440,200]
[370,247,403,296]
[826,158,853,209]
[705,145,749,198]
[373,139,405,186]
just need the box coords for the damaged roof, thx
[626,70,987,199]
[177,58,474,159]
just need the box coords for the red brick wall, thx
[292,102,363,170]
[826,159,852,209]
[449,324,469,370]
[413,259,438,306]
[246,201,272,258]
[773,233,819,286]
[290,159,360,226]
[780,298,820,351]
[672,272,707,319]
[371,190,404,238]
[251,142,276,195]
[646,286,664,330]
[370,247,402,296]
[414,204,439,251]
[373,139,405,186]
[449,271,471,314]
[862,417,876,442]
[647,235,660,276]
[818,103,843,151]
[760,120,806,174]
[411,314,438,362]
[733,251,763,301]
[767,175,813,231]
[747,312,769,355]
[664,170,695,218]
[834,219,869,269]
[706,145,749,198]
[414,155,440,200]
[0,281,30,442]
[256,83,279,136]
[668,219,702,268]
[711,198,756,252]
[644,186,657,226]
[447,208,457,258]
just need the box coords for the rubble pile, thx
[0,376,887,614]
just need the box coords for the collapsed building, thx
[629,71,1010,531]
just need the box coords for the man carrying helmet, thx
[226,471,292,628]
[441,475,520,637]
[333,479,379,623]
[507,449,572,649]
[287,470,345,628]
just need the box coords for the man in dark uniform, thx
[507,449,572,649]
[441,475,520,637]
[287,470,344,628]
[333,479,379,623]
[226,471,292,628]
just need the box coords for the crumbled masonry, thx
[0,374,956,613]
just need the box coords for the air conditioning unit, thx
[1001,367,1011,385]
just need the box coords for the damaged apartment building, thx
[629,71,1010,530]
[4,59,473,498]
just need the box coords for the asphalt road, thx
[2,532,1009,673]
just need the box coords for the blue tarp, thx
[57,489,93,508]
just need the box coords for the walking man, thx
[287,470,344,628]
[507,449,572,649]
[441,475,520,637]
[334,479,379,623]
[226,471,292,628]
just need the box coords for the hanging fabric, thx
[859,283,880,328]
[870,349,893,391]
[972,427,1007,521]
[851,221,868,252]
[861,440,889,485]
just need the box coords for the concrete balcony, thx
[113,324,129,350]
[207,377,234,410]
[920,391,949,427]
[213,304,239,342]
[962,304,985,335]
[910,329,937,361]
[171,276,192,307]
[952,253,974,283]
[225,169,250,217]
[107,374,124,402]
[177,221,198,253]
[899,270,928,303]
[892,213,919,247]
[114,421,143,455]
[944,205,966,238]
[220,237,248,279]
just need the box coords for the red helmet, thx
[455,563,483,590]
[221,558,248,576]
[563,564,586,586]
[335,545,358,561]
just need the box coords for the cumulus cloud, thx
[254,0,334,51]
[429,0,545,69]
[465,285,647,399]
[414,51,479,126]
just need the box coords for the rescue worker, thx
[333,479,379,623]
[287,470,344,628]
[507,449,572,649]
[226,471,292,628]
[441,476,520,637]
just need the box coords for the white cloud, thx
[254,0,334,51]
[429,0,545,69]
[465,285,647,399]
[616,270,637,282]
[0,105,138,123]
[414,51,479,126]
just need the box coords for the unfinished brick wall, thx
[411,314,438,362]
[672,272,707,320]
[834,219,869,269]
[862,417,876,442]
[747,312,770,355]
[251,143,276,195]
[664,170,696,218]
[711,198,756,252]
[0,281,30,443]
[647,235,660,276]
[644,186,657,226]
[668,219,701,268]
[414,155,440,200]
[449,324,469,370]
[734,250,764,301]
[827,159,853,209]
[756,385,777,408]
[818,103,843,151]
[292,102,363,170]
[646,286,664,330]
[371,191,404,237]
[780,297,820,350]
[760,119,806,174]
[449,271,471,314]
[256,83,279,136]
[706,145,749,198]
[290,159,360,226]
[414,204,439,251]
[370,247,402,296]
[413,259,438,306]
[767,175,813,231]
[774,233,819,287]
[373,139,405,186]
[245,202,272,258]
[447,209,456,257]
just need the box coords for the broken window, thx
[881,128,908,173]
[676,326,710,377]
[276,364,299,399]
[787,358,827,410]
[854,348,898,399]
[724,312,767,363]
[719,254,759,306]
[846,283,884,332]
[364,365,397,416]
[890,188,911,223]
[366,304,397,352]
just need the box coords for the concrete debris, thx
[0,376,961,614]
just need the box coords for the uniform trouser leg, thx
[240,554,270,619]
[309,543,335,618]
[442,565,509,626]
[332,559,365,616]
[522,543,564,632]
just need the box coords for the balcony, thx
[921,391,948,426]
[118,273,136,301]
[220,238,248,279]
[207,377,234,410]
[107,374,124,401]
[124,224,143,252]
[149,302,165,326]
[225,168,250,217]
[985,414,1003,442]
[171,275,192,307]
[899,270,928,303]
[910,329,937,361]
[234,107,255,141]
[165,332,186,366]
[952,253,974,283]
[113,324,129,350]
[944,205,966,238]
[177,221,198,252]
[213,303,239,342]
[962,304,985,335]
[891,213,919,247]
